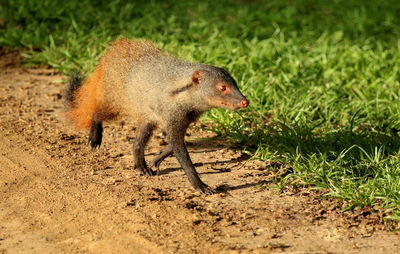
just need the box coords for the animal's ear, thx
[192,70,203,85]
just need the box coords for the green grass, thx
[1,0,400,224]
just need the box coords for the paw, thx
[195,184,216,195]
[151,158,163,175]
[88,136,101,149]
[134,163,154,176]
[88,124,102,149]
[150,149,173,175]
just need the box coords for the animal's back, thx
[67,38,171,128]
[100,39,167,119]
[101,39,195,123]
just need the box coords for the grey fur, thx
[76,39,249,194]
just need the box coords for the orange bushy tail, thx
[66,65,104,130]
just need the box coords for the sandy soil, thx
[0,49,399,253]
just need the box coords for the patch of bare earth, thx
[0,49,399,253]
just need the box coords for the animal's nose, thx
[240,100,249,108]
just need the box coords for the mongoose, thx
[66,38,249,194]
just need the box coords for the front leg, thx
[167,115,215,194]
[173,142,215,194]
[133,121,155,176]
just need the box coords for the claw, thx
[134,163,154,176]
[196,184,216,195]
[151,159,162,175]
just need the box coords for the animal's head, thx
[189,66,249,110]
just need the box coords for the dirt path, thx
[0,50,399,253]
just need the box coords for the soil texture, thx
[1,49,399,253]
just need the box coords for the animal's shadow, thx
[244,123,400,179]
[146,137,251,175]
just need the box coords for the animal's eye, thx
[218,85,227,92]
[216,83,230,94]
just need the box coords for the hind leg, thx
[88,111,117,149]
[133,121,156,176]
[88,119,103,149]
[151,145,173,174]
